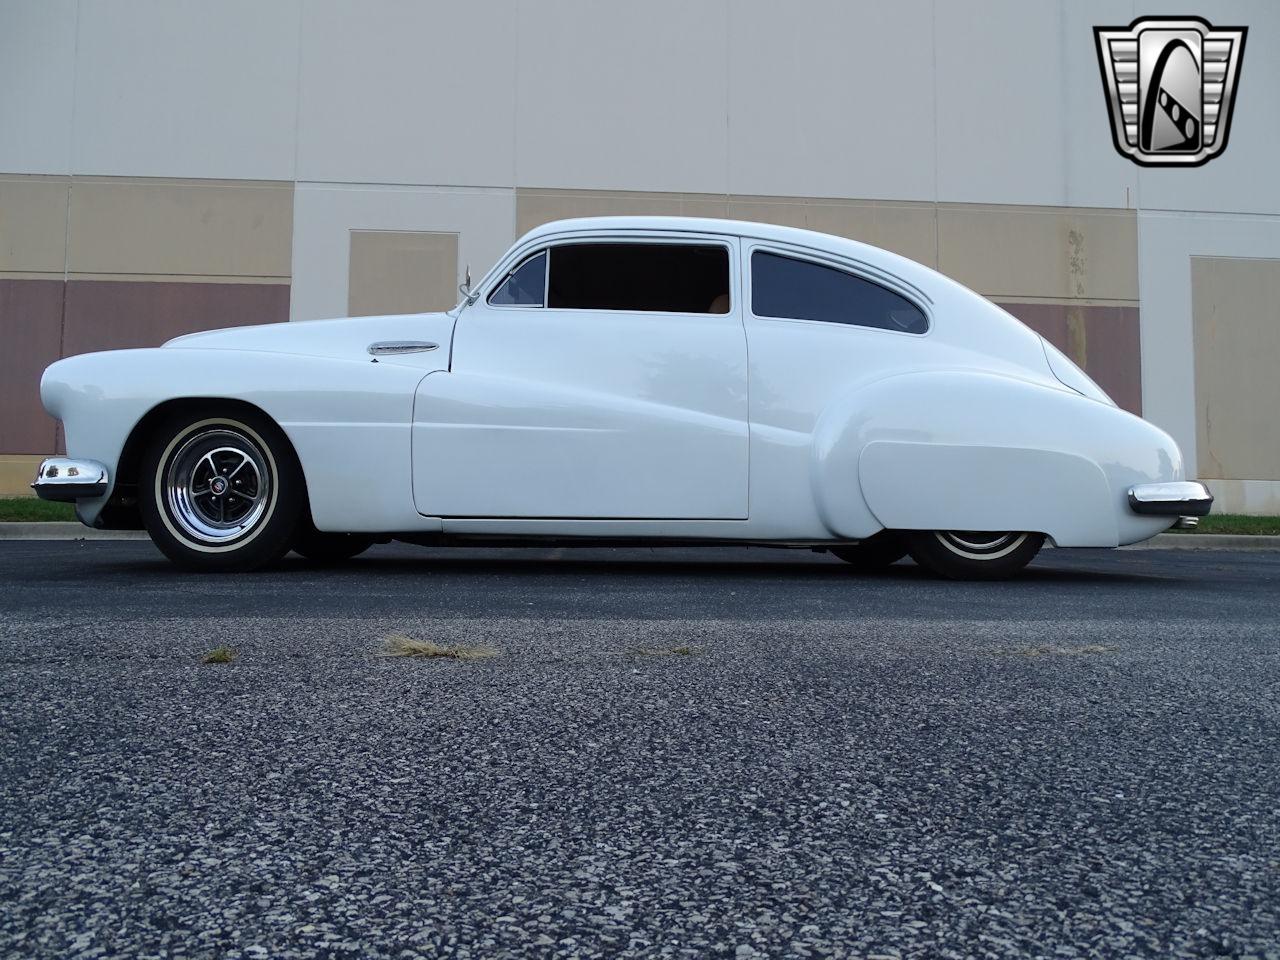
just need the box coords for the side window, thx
[751,251,928,334]
[547,243,730,314]
[489,251,547,307]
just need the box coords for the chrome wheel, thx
[164,429,271,544]
[933,531,1029,561]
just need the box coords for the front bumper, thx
[31,458,109,502]
[1127,481,1214,517]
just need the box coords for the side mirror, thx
[458,264,479,305]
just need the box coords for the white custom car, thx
[34,217,1212,578]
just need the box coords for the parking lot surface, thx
[1,541,1278,959]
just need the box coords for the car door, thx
[412,234,749,519]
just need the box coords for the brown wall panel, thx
[0,278,64,454]
[62,280,289,356]
[999,301,1142,416]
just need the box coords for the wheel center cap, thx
[210,477,228,496]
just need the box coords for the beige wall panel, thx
[517,190,938,267]
[775,199,937,268]
[66,178,293,279]
[348,231,459,317]
[0,456,46,498]
[1191,257,1280,482]
[291,184,513,322]
[0,175,69,275]
[516,190,685,236]
[937,206,1137,302]
[1205,479,1280,516]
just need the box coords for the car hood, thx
[163,311,457,362]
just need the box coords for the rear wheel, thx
[830,531,908,571]
[905,530,1044,581]
[139,409,304,572]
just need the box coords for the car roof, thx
[515,216,936,294]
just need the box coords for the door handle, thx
[367,340,439,356]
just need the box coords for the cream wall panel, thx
[348,231,458,317]
[934,0,1067,206]
[0,0,77,175]
[72,0,300,180]
[291,184,514,322]
[66,178,294,279]
[0,175,69,275]
[296,0,516,186]
[1191,256,1280,481]
[1134,0,1280,216]
[514,0,729,193]
[937,205,1137,301]
[727,0,935,202]
[1060,0,1139,210]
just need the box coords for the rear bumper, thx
[1127,481,1214,517]
[31,458,109,502]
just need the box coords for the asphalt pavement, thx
[1,541,1278,959]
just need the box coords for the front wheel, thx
[905,530,1045,581]
[140,409,304,572]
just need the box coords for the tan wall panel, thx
[1192,257,1280,481]
[67,177,293,279]
[0,175,69,275]
[348,231,458,317]
[517,189,937,267]
[937,205,1137,302]
[516,190,687,236]
[0,456,46,498]
[760,198,937,267]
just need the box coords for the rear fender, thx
[811,370,1180,547]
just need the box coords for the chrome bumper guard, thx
[31,458,110,502]
[1127,481,1214,517]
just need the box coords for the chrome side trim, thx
[1127,481,1214,516]
[368,340,439,356]
[31,458,110,502]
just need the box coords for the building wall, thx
[2,0,1278,510]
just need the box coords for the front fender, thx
[810,370,1181,547]
[41,347,435,531]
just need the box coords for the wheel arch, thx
[109,398,310,529]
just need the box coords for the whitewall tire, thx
[139,409,304,572]
[905,530,1045,580]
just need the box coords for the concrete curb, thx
[0,523,148,541]
[1124,533,1280,550]
[0,523,1276,550]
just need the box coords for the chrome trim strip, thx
[368,340,439,356]
[31,458,110,502]
[1127,481,1214,516]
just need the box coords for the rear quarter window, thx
[751,251,928,334]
